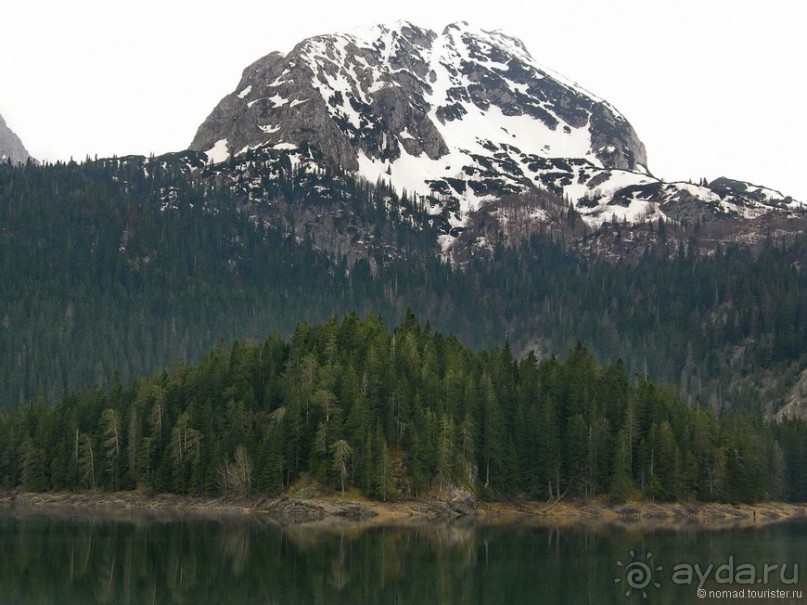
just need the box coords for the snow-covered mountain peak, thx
[345,19,434,47]
[193,22,645,163]
[190,22,803,246]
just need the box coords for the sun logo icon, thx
[615,550,663,598]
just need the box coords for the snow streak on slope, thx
[191,21,804,243]
[292,20,641,229]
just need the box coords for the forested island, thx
[2,314,805,506]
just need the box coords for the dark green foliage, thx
[2,156,807,419]
[0,156,389,408]
[2,154,807,505]
[1,314,804,503]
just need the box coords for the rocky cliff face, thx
[191,21,805,255]
[0,114,32,164]
[190,23,651,224]
[191,22,648,172]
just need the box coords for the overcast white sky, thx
[1,0,805,200]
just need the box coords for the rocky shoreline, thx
[0,490,805,530]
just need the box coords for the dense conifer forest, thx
[2,156,807,417]
[1,314,806,503]
[3,155,807,503]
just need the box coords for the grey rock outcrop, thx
[188,21,804,256]
[0,114,32,164]
[190,21,646,175]
[446,485,477,516]
[775,368,807,421]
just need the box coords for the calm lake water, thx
[0,512,804,604]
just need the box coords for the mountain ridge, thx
[192,20,648,172]
[190,20,804,258]
[0,113,32,164]
[2,23,807,420]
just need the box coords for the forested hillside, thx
[2,157,807,415]
[2,314,805,502]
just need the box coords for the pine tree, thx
[100,408,122,490]
[20,439,46,492]
[331,439,352,495]
[564,415,589,498]
[77,433,96,490]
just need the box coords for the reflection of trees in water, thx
[279,522,478,597]
[0,517,805,604]
[217,522,251,577]
[94,553,116,605]
[328,531,350,592]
